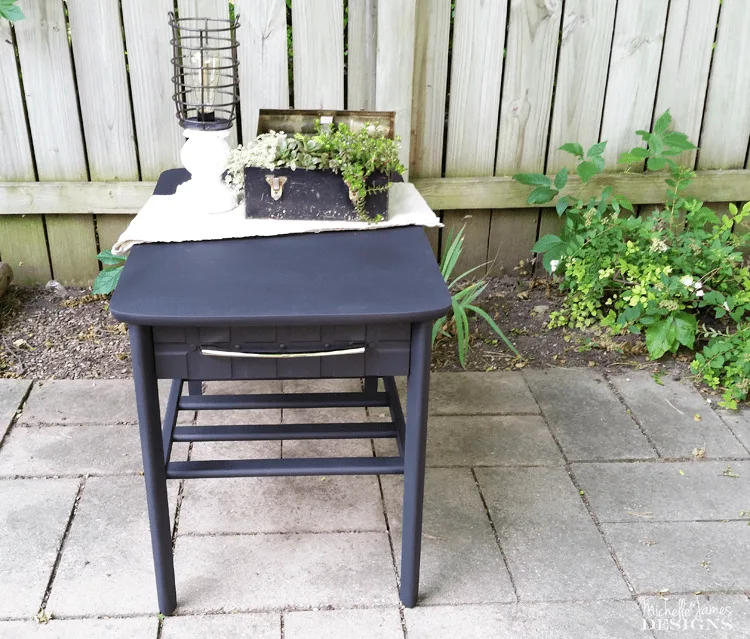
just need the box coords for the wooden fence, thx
[2,0,750,285]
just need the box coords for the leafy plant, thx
[0,0,24,22]
[433,225,520,367]
[93,250,126,295]
[226,121,404,221]
[513,110,750,408]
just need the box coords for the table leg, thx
[187,380,203,395]
[400,320,430,607]
[363,376,378,396]
[130,325,177,615]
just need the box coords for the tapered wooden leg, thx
[399,321,430,607]
[130,325,177,615]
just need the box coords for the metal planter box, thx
[244,109,396,223]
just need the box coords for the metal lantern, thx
[169,13,239,130]
[168,13,240,213]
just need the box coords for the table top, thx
[110,169,451,327]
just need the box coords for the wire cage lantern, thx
[169,13,240,131]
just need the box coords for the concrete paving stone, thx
[0,378,31,440]
[610,372,747,458]
[523,368,655,461]
[603,521,750,593]
[395,372,539,416]
[173,532,398,611]
[0,618,158,638]
[0,424,141,476]
[405,601,652,638]
[573,461,750,522]
[189,440,280,460]
[17,379,193,425]
[374,415,564,466]
[718,409,750,455]
[284,608,404,639]
[161,613,279,639]
[381,468,515,604]
[195,380,281,426]
[641,594,750,638]
[179,475,385,534]
[283,437,374,457]
[46,476,179,616]
[0,478,79,617]
[279,379,373,457]
[475,467,630,601]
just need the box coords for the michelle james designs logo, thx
[642,596,734,632]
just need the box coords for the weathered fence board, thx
[96,215,136,253]
[444,0,508,273]
[235,0,289,140]
[543,0,616,241]
[45,215,99,285]
[655,0,721,169]
[67,0,139,181]
[0,21,34,182]
[493,0,563,273]
[375,0,417,175]
[0,217,51,285]
[121,0,183,179]
[292,0,344,109]
[599,0,669,167]
[698,0,750,170]
[410,0,451,179]
[347,0,377,111]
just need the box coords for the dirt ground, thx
[0,278,694,385]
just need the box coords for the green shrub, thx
[513,110,750,408]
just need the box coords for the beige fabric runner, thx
[112,182,441,256]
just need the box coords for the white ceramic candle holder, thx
[176,128,237,214]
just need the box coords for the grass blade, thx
[466,304,520,357]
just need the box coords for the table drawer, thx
[152,324,411,380]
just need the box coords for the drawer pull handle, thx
[200,346,366,359]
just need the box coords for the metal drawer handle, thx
[200,346,366,359]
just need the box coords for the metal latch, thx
[265,175,287,200]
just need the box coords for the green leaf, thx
[555,196,570,216]
[527,186,558,205]
[648,135,666,155]
[0,1,24,21]
[630,147,649,159]
[645,317,676,359]
[92,265,123,295]
[554,167,568,190]
[432,316,447,345]
[96,249,127,266]
[576,161,599,183]
[587,141,607,158]
[646,156,666,171]
[466,304,520,357]
[653,110,672,135]
[614,194,634,212]
[532,234,563,254]
[513,173,551,187]
[663,132,697,151]
[617,152,640,164]
[559,143,584,159]
[674,311,697,350]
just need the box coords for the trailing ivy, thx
[513,110,750,408]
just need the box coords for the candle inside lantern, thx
[190,34,221,122]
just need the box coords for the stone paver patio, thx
[1,370,749,638]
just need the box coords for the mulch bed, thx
[0,278,694,385]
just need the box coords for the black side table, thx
[110,169,451,614]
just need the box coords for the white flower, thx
[550,259,560,273]
[723,301,731,311]
[680,275,694,287]
[650,237,668,253]
[696,289,704,298]
[693,281,702,290]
